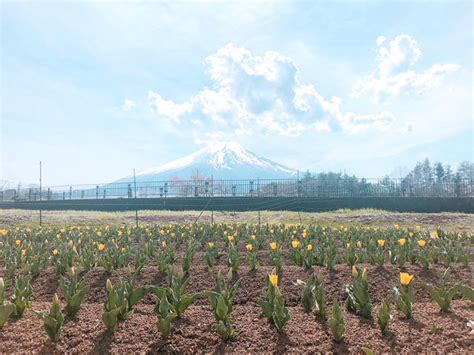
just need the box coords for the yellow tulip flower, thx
[270,242,277,250]
[377,239,385,247]
[418,240,426,247]
[269,274,278,287]
[400,272,414,286]
[291,240,300,249]
[246,243,253,252]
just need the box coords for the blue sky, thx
[1,0,472,186]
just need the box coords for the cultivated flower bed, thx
[0,224,472,353]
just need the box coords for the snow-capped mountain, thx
[117,141,297,182]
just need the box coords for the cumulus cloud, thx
[146,44,394,136]
[352,34,460,102]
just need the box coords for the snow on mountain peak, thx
[134,141,296,179]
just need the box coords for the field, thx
[0,211,473,353]
[1,208,474,231]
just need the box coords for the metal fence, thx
[2,177,473,202]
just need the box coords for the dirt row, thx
[0,251,473,353]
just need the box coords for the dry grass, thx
[0,208,472,231]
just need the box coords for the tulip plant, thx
[258,273,290,333]
[59,266,89,317]
[227,240,240,275]
[11,275,33,317]
[156,244,176,273]
[204,242,219,271]
[182,239,197,275]
[345,266,372,319]
[206,271,240,341]
[0,278,15,328]
[289,239,303,266]
[153,268,201,318]
[329,301,345,343]
[35,293,64,342]
[424,268,462,313]
[393,272,415,319]
[297,273,326,319]
[102,279,131,332]
[155,296,177,338]
[377,299,391,335]
[245,243,259,271]
[303,244,315,269]
[268,242,282,273]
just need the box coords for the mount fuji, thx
[116,142,297,182]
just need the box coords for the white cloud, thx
[122,98,136,111]
[146,44,394,137]
[352,34,460,102]
[148,92,192,123]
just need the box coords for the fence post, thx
[69,186,72,200]
[96,186,99,199]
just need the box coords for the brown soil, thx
[1,250,473,354]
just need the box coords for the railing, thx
[1,177,473,201]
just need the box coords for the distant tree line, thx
[298,159,473,197]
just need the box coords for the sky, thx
[1,0,473,187]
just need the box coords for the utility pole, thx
[258,209,261,229]
[39,161,42,226]
[211,175,214,225]
[133,168,138,228]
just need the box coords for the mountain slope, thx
[117,141,297,182]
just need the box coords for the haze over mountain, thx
[115,142,297,182]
